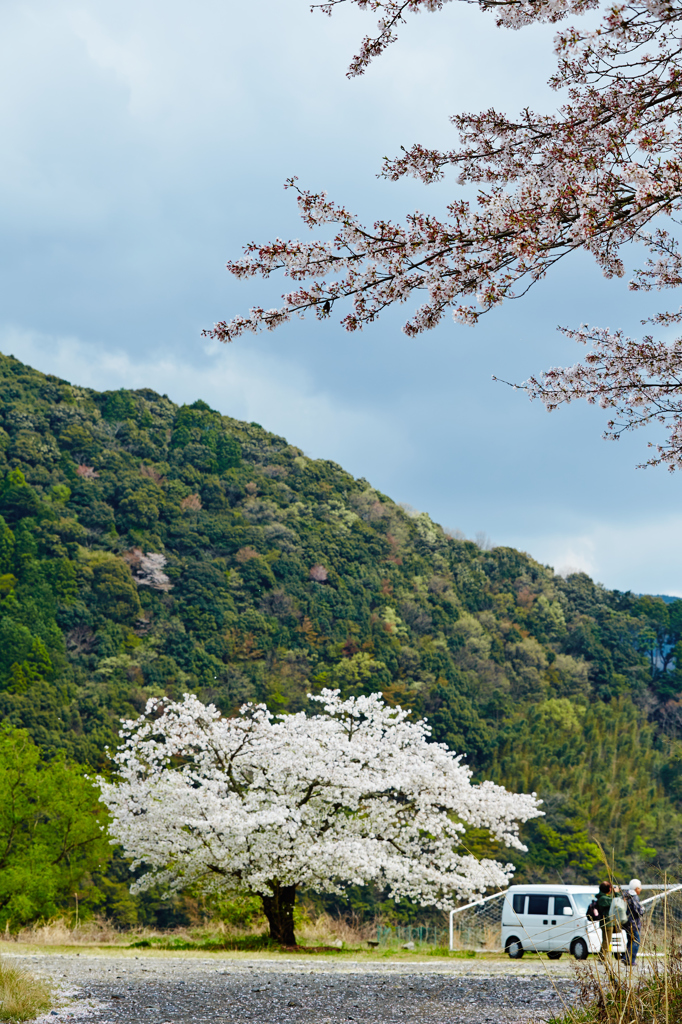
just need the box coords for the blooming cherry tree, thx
[207,0,682,467]
[100,690,541,945]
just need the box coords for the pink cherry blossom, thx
[207,0,682,466]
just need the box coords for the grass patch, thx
[289,945,347,954]
[129,933,280,953]
[128,935,357,954]
[0,959,52,1022]
[426,947,476,958]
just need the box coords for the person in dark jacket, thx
[596,881,614,957]
[623,879,643,966]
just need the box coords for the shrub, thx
[0,959,52,1022]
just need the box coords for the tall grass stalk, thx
[550,944,682,1024]
[0,959,52,1022]
[665,873,669,1024]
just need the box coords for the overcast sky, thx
[0,0,679,595]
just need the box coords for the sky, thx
[0,0,680,595]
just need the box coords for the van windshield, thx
[571,892,597,915]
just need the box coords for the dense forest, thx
[1,352,682,930]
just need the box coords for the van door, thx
[501,892,529,953]
[523,893,552,951]
[549,894,576,951]
[504,892,527,927]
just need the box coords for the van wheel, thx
[506,938,524,959]
[571,938,589,960]
[547,951,562,960]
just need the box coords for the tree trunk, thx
[261,883,297,946]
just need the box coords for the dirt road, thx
[5,952,578,1024]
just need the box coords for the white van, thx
[501,884,625,959]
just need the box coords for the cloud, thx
[514,520,682,597]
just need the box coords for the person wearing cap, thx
[623,879,643,966]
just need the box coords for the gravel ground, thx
[5,953,580,1024]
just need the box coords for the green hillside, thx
[1,351,681,913]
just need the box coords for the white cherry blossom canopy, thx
[100,689,541,904]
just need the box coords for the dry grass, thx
[6,917,128,947]
[1,910,457,955]
[0,959,52,1022]
[2,913,375,953]
[550,942,682,1024]
[450,922,500,952]
[296,911,378,947]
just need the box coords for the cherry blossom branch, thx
[204,166,671,342]
[311,0,601,77]
[520,325,682,469]
[207,0,682,467]
[312,0,457,77]
[208,0,682,343]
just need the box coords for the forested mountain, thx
[1,351,682,912]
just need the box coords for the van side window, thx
[512,894,526,915]
[527,895,549,915]
[554,895,572,915]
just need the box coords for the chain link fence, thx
[449,892,507,951]
[640,884,682,951]
[376,924,448,946]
